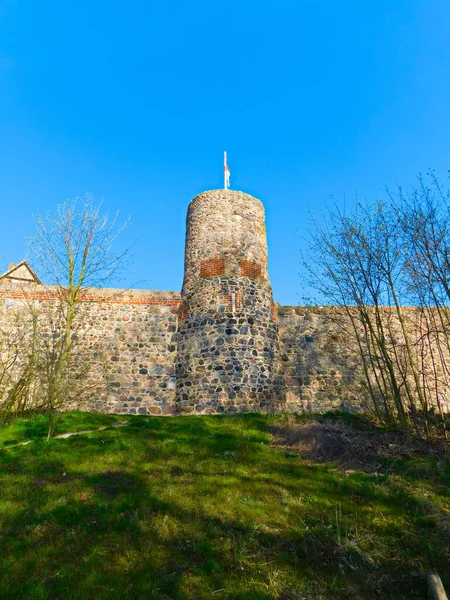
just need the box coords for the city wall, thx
[0,281,370,415]
[2,189,449,417]
[0,283,180,415]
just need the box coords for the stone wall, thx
[278,306,367,413]
[0,281,366,415]
[2,282,449,416]
[1,189,373,416]
[278,304,450,415]
[176,190,284,414]
[0,283,180,415]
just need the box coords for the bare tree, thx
[303,178,450,440]
[0,293,51,423]
[392,173,450,437]
[302,201,410,428]
[26,195,132,438]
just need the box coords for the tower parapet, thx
[176,189,283,413]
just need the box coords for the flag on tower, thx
[224,151,230,190]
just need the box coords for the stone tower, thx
[176,189,283,414]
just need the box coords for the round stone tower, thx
[176,189,283,414]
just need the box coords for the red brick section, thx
[239,259,262,280]
[223,292,242,312]
[0,289,180,307]
[271,303,279,322]
[200,256,225,278]
[178,300,189,321]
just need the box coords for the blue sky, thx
[1,1,450,304]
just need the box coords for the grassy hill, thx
[0,411,448,599]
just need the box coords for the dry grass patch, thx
[270,414,445,474]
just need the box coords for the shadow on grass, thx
[0,413,447,600]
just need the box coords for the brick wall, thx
[239,259,262,279]
[178,300,189,322]
[200,256,225,278]
[0,285,180,307]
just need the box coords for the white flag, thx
[224,151,230,189]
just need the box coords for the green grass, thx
[0,412,126,447]
[0,411,448,599]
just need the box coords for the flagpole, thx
[224,151,227,189]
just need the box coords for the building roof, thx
[0,260,42,284]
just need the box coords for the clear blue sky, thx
[1,1,450,304]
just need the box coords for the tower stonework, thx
[176,189,284,414]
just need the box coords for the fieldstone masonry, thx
[4,188,440,416]
[0,286,181,415]
[176,190,284,413]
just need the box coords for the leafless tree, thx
[0,300,43,422]
[25,195,132,438]
[303,175,450,439]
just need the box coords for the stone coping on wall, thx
[0,282,181,307]
[277,305,420,315]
